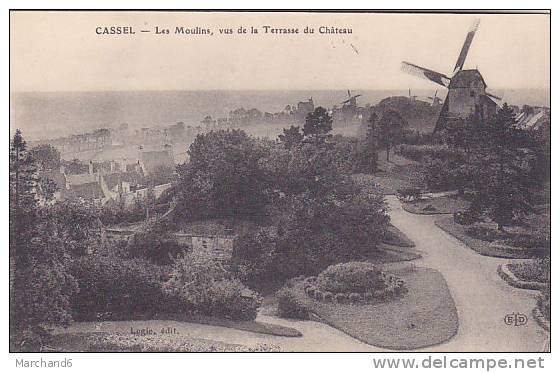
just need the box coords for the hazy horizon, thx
[11,88,550,141]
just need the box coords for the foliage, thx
[231,228,278,291]
[9,130,84,345]
[174,129,270,222]
[276,279,310,319]
[87,333,280,352]
[99,198,146,225]
[126,217,184,265]
[30,144,61,171]
[315,262,386,294]
[164,252,262,321]
[537,284,550,321]
[39,201,103,257]
[354,112,378,173]
[396,187,422,202]
[468,104,537,229]
[303,107,333,142]
[395,144,460,163]
[453,210,479,225]
[377,110,407,161]
[61,158,89,175]
[278,125,304,149]
[70,255,171,320]
[508,257,550,283]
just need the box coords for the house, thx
[138,145,175,176]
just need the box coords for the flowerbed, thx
[302,263,407,305]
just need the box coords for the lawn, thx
[383,223,416,247]
[364,243,422,263]
[353,151,424,195]
[47,332,280,352]
[435,216,548,259]
[402,195,470,215]
[289,267,458,350]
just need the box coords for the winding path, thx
[384,195,548,352]
[60,196,548,351]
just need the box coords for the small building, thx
[446,69,498,121]
[138,146,175,176]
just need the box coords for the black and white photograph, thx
[8,9,551,358]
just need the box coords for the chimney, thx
[89,161,94,175]
[164,143,174,163]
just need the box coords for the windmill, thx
[408,88,417,101]
[402,19,501,132]
[340,90,362,108]
[427,91,442,106]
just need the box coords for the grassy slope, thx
[293,267,458,350]
[48,332,279,352]
[434,216,546,259]
[402,195,470,215]
[354,151,424,195]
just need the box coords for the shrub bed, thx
[307,262,407,304]
[70,255,173,321]
[163,253,262,321]
[497,263,548,291]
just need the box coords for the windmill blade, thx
[433,94,450,133]
[340,99,351,105]
[352,94,362,99]
[453,18,480,74]
[486,91,502,100]
[347,90,351,98]
[401,61,450,87]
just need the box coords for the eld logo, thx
[504,312,528,326]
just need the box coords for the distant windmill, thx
[408,88,417,101]
[340,90,362,107]
[427,91,442,106]
[401,19,501,132]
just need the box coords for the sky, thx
[10,11,550,92]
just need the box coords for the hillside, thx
[373,96,442,134]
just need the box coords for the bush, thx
[466,225,507,242]
[395,144,460,162]
[316,262,386,294]
[501,233,550,250]
[396,187,422,202]
[163,252,261,321]
[277,285,309,320]
[71,255,172,321]
[126,218,184,265]
[453,210,479,225]
[537,284,550,321]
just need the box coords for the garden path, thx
[385,195,548,352]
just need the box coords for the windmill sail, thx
[453,19,480,74]
[401,62,450,87]
[433,94,450,132]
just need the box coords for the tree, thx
[278,125,304,149]
[9,131,85,349]
[378,110,407,161]
[303,107,333,143]
[363,112,379,173]
[469,103,536,230]
[30,144,61,171]
[10,130,38,259]
[174,129,270,222]
[61,158,89,175]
